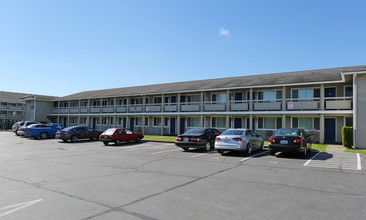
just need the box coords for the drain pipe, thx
[353,74,357,149]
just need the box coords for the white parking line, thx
[303,152,322,166]
[357,153,362,170]
[152,149,181,155]
[240,151,268,162]
[191,152,215,157]
[0,199,43,217]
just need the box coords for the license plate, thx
[224,139,230,143]
[183,138,189,142]
[280,140,288,144]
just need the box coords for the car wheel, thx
[71,135,79,143]
[204,141,211,151]
[62,139,67,143]
[135,137,141,143]
[260,142,264,150]
[245,144,252,155]
[40,132,48,139]
[115,139,121,145]
[103,141,109,146]
[182,147,189,151]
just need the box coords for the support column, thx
[86,115,90,127]
[249,88,253,111]
[99,116,102,131]
[200,92,204,112]
[177,93,181,112]
[126,115,129,129]
[320,84,325,110]
[353,74,357,148]
[249,114,253,130]
[226,89,230,111]
[282,114,286,128]
[142,95,146,113]
[160,115,164,136]
[177,115,181,134]
[200,115,204,128]
[282,86,286,111]
[320,114,324,144]
[142,116,146,134]
[226,114,230,129]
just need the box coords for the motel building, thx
[47,65,366,148]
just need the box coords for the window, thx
[292,88,320,99]
[345,118,353,126]
[145,117,149,126]
[212,93,227,103]
[92,100,100,106]
[245,130,253,137]
[102,100,108,106]
[181,94,201,103]
[164,117,169,127]
[110,117,114,125]
[187,117,200,127]
[258,91,282,101]
[153,117,162,127]
[80,117,87,124]
[258,117,281,129]
[232,92,243,101]
[117,117,123,125]
[125,129,133,134]
[102,117,107,125]
[70,117,76,124]
[292,117,318,130]
[345,86,353,97]
[135,117,142,126]
[80,101,88,107]
[153,97,162,104]
[130,98,142,105]
[212,117,226,128]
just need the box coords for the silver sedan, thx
[215,129,264,155]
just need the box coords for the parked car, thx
[175,128,221,151]
[56,126,102,143]
[268,128,312,157]
[16,121,40,136]
[99,128,144,146]
[215,129,264,155]
[24,123,63,139]
[12,121,23,134]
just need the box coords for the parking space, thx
[1,132,366,219]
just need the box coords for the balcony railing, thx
[51,97,353,114]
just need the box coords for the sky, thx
[0,0,365,97]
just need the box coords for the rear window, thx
[221,130,244,135]
[103,129,116,135]
[63,126,78,131]
[184,129,205,135]
[275,129,300,136]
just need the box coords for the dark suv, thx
[56,126,102,143]
[268,128,312,157]
[175,128,221,151]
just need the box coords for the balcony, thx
[69,108,79,114]
[129,105,143,112]
[80,107,88,113]
[325,97,352,110]
[164,104,177,112]
[59,108,69,114]
[102,106,114,113]
[254,100,282,111]
[204,101,226,111]
[145,104,161,112]
[89,107,100,113]
[230,101,249,111]
[116,105,127,113]
[181,102,200,112]
[286,98,320,110]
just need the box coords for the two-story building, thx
[0,91,27,127]
[48,65,366,148]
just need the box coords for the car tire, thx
[71,135,79,143]
[245,144,252,155]
[260,142,264,150]
[103,141,109,146]
[115,139,121,145]
[62,139,67,143]
[40,132,48,139]
[204,141,211,151]
[182,147,189,151]
[135,137,141,143]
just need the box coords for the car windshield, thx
[184,129,205,135]
[103,129,116,135]
[275,129,300,136]
[221,130,244,135]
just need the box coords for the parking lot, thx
[0,132,365,220]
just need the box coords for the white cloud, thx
[218,28,230,36]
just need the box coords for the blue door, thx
[129,118,135,132]
[324,118,336,143]
[170,118,176,135]
[92,118,97,129]
[123,118,127,128]
[179,118,186,134]
[234,118,242,128]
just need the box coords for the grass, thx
[311,144,328,152]
[345,148,366,156]
[143,135,176,142]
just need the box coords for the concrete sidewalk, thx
[326,144,347,153]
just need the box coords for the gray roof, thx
[55,65,366,101]
[0,91,57,103]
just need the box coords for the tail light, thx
[293,138,302,143]
[175,137,182,141]
[233,138,242,142]
[190,138,201,142]
[215,137,221,141]
[268,138,276,143]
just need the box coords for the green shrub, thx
[342,126,353,148]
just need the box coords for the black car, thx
[175,128,221,151]
[56,126,102,143]
[268,128,312,157]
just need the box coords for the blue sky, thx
[0,0,365,97]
